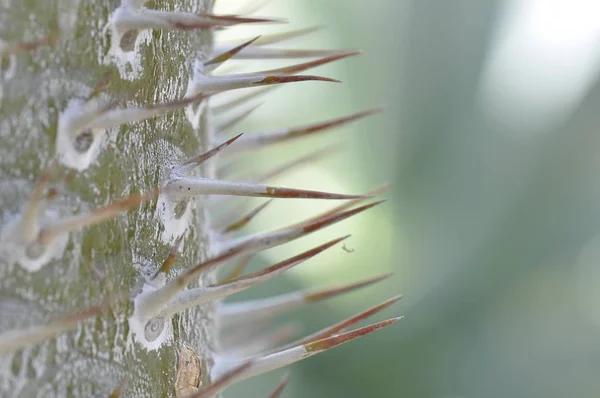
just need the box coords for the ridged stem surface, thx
[0,1,217,396]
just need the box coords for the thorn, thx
[211,318,400,382]
[187,361,253,398]
[223,236,349,284]
[216,102,262,133]
[0,35,56,55]
[37,188,158,246]
[134,203,380,320]
[258,51,361,75]
[254,75,340,85]
[211,45,357,60]
[108,376,130,398]
[300,200,385,234]
[221,323,301,358]
[86,71,112,102]
[212,87,276,114]
[222,26,323,47]
[276,296,402,352]
[177,133,244,174]
[305,273,393,302]
[267,373,291,398]
[18,160,58,242]
[220,255,253,283]
[216,201,382,261]
[205,36,261,73]
[85,92,206,131]
[304,318,401,353]
[288,184,389,229]
[213,145,340,212]
[0,304,104,354]
[224,107,384,153]
[230,144,340,184]
[165,177,371,201]
[220,271,392,327]
[221,200,273,234]
[56,88,206,170]
[153,233,184,279]
[158,237,348,319]
[132,248,247,321]
[188,73,339,96]
[110,6,284,33]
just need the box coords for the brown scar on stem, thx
[175,345,202,397]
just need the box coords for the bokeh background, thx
[214,0,600,397]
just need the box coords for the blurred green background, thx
[214,0,600,397]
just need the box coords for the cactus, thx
[0,1,398,396]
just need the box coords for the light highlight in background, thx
[479,0,600,135]
[212,0,398,309]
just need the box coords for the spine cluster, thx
[0,1,399,397]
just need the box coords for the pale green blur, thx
[221,0,600,397]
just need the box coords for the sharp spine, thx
[219,273,393,327]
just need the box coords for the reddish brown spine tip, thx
[6,36,56,53]
[332,295,402,329]
[63,304,104,323]
[223,199,273,233]
[224,235,350,283]
[267,373,291,398]
[261,186,366,200]
[302,200,386,234]
[331,295,402,330]
[210,15,287,24]
[205,36,262,66]
[304,318,401,353]
[294,107,386,136]
[280,295,403,350]
[185,133,244,166]
[225,133,245,146]
[179,245,247,287]
[296,185,389,226]
[157,233,185,276]
[305,273,393,302]
[254,75,339,85]
[108,377,130,398]
[261,51,361,75]
[221,255,254,283]
[247,25,324,46]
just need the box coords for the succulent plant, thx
[0,1,399,396]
